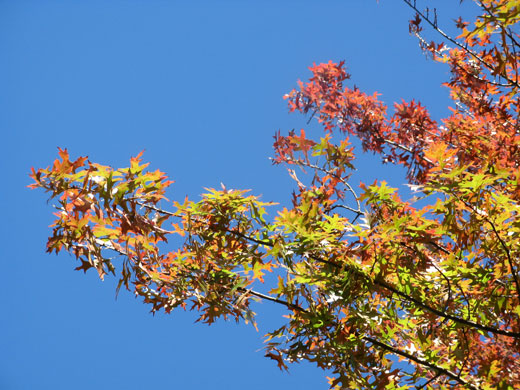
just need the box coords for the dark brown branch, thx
[476,0,520,49]
[307,256,520,338]
[428,241,474,321]
[225,227,520,339]
[487,219,520,301]
[416,372,442,390]
[383,138,435,165]
[83,220,485,387]
[122,204,520,339]
[237,287,305,312]
[327,203,363,216]
[374,276,519,338]
[412,28,511,89]
[454,196,520,303]
[237,281,479,389]
[279,156,362,214]
[136,200,177,217]
[402,0,520,89]
[225,228,273,247]
[364,336,479,390]
[400,241,454,315]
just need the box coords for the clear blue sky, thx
[1,1,472,389]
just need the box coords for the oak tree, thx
[30,1,520,388]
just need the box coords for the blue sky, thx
[1,1,472,389]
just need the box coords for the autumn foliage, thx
[30,1,520,389]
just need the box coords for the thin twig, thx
[416,372,442,390]
[400,241,454,315]
[237,287,305,312]
[281,156,362,213]
[475,0,520,49]
[402,0,520,88]
[454,195,520,303]
[136,201,177,216]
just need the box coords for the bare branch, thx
[402,0,520,89]
[275,156,362,214]
[237,287,305,312]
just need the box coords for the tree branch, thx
[237,281,480,390]
[402,0,520,89]
[279,156,362,215]
[372,276,519,338]
[237,287,305,312]
[364,336,479,390]
[487,218,520,302]
[453,195,520,303]
[475,0,520,49]
[223,227,520,339]
[103,200,520,339]
[136,200,177,217]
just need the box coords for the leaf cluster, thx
[30,1,520,389]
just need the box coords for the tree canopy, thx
[30,1,520,388]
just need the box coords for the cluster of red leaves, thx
[281,58,519,188]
